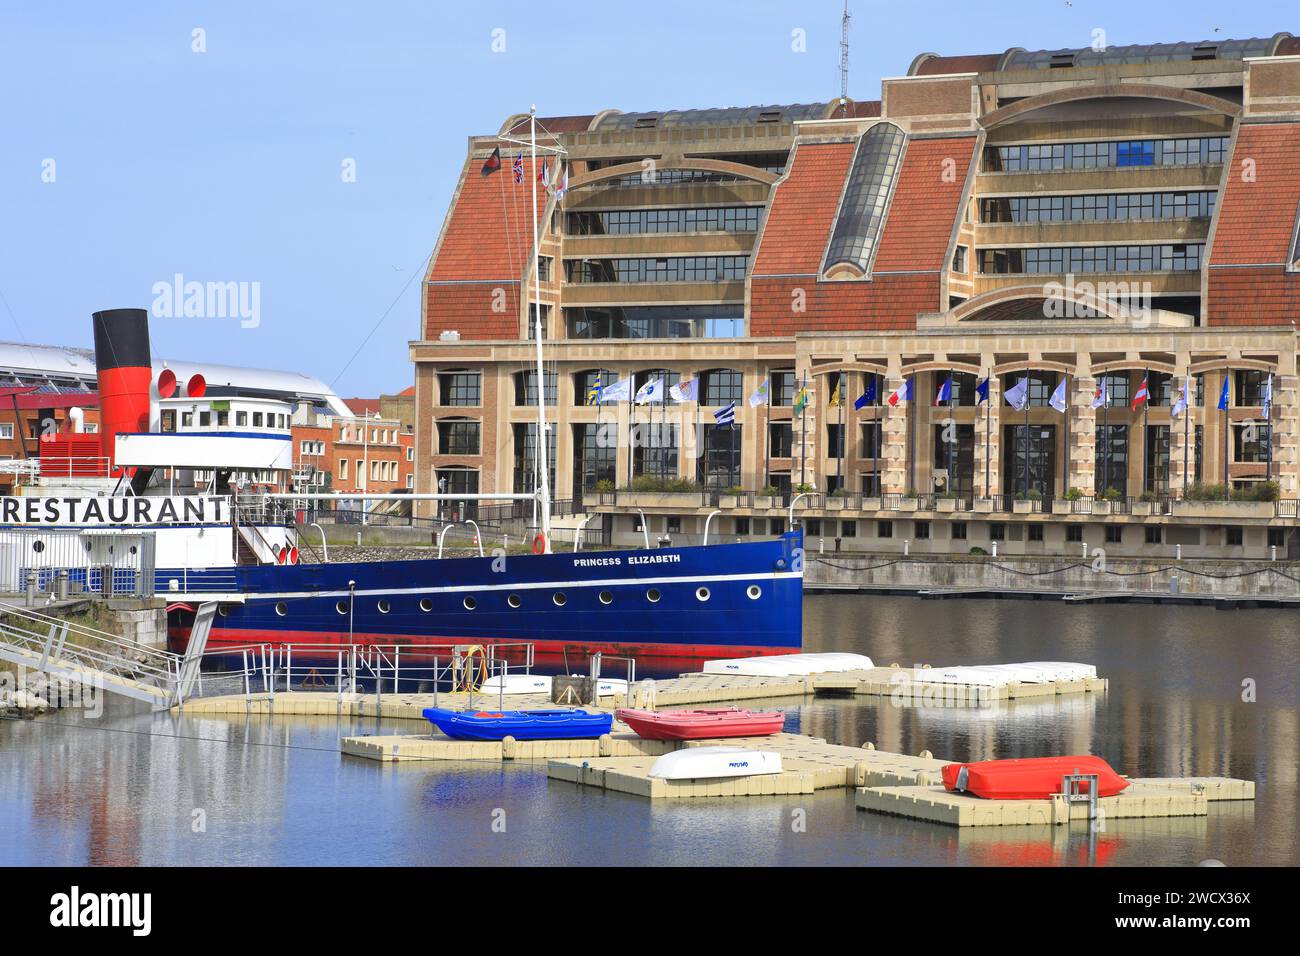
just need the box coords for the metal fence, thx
[0,529,155,597]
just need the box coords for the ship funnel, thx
[92,308,153,469]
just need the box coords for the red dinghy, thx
[615,707,785,741]
[941,756,1129,800]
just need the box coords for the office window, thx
[1268,527,1286,548]
[0,423,12,440]
[914,521,930,540]
[440,371,481,406]
[990,523,1006,541]
[840,520,857,538]
[1066,525,1083,543]
[1225,526,1243,546]
[877,520,893,539]
[768,422,793,458]
[514,370,557,406]
[951,521,967,540]
[1105,526,1122,544]
[1145,526,1163,544]
[702,368,743,405]
[437,419,480,456]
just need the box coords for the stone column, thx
[1071,374,1098,496]
[978,374,1001,497]
[881,373,908,495]
[1274,373,1297,497]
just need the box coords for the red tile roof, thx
[915,53,1003,76]
[424,153,549,339]
[1206,123,1300,326]
[749,135,975,335]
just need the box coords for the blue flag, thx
[934,375,953,407]
[855,377,878,410]
[1218,374,1230,411]
[975,377,989,405]
[713,401,736,426]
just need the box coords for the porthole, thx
[646,588,662,603]
[599,591,613,605]
[553,592,567,607]
[507,594,522,609]
[335,600,349,615]
[377,600,391,614]
[217,605,229,618]
[419,598,433,612]
[696,587,711,602]
[32,541,44,554]
[275,602,288,617]
[746,585,762,600]
[463,596,477,611]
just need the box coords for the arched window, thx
[513,369,557,406]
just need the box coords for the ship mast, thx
[529,106,552,551]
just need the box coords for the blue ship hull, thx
[169,532,803,662]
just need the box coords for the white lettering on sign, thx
[0,496,229,527]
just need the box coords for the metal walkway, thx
[0,601,215,710]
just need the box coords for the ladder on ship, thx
[0,601,217,710]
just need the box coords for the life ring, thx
[531,533,546,555]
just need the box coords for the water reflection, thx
[0,594,1294,866]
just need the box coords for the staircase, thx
[0,601,216,709]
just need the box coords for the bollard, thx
[1271,545,1277,562]
[25,569,37,607]
[904,539,910,557]
[55,569,69,602]
[1175,543,1182,560]
[991,541,998,558]
[1082,541,1088,559]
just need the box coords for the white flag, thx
[1171,377,1190,419]
[1049,378,1068,414]
[1004,377,1029,412]
[599,377,631,403]
[1091,378,1109,409]
[669,378,699,403]
[748,378,770,407]
[634,377,663,404]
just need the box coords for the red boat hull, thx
[941,756,1129,800]
[615,707,785,740]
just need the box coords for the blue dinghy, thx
[422,707,613,741]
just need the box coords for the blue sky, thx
[0,0,1290,396]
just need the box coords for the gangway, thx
[0,600,216,709]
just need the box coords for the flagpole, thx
[873,376,880,497]
[628,385,635,482]
[839,375,845,492]
[799,374,807,490]
[907,376,915,495]
[1142,367,1150,495]
[1266,371,1273,482]
[528,106,552,550]
[764,369,770,492]
[1183,367,1190,495]
[1062,374,1069,498]
[1223,366,1230,486]
[1103,377,1110,496]
[984,368,990,499]
[946,368,955,496]
[1022,374,1030,497]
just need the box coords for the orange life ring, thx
[532,533,546,555]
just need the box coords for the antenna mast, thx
[839,1,851,116]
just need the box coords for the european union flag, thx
[855,377,878,410]
[975,377,990,405]
[1218,374,1230,411]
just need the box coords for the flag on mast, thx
[512,152,524,184]
[554,162,568,200]
[1263,373,1273,418]
[793,375,810,416]
[1171,377,1190,418]
[585,372,602,406]
[599,377,631,403]
[634,377,663,404]
[1217,375,1230,410]
[1004,377,1029,411]
[713,402,736,426]
[975,377,990,404]
[669,378,699,403]
[748,378,770,407]
[854,377,878,410]
[887,377,913,407]
[480,146,502,176]
[1049,378,1068,414]
[830,378,842,407]
[1091,378,1109,409]
[1131,375,1149,411]
[934,375,952,407]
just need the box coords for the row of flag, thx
[482,146,568,199]
[585,369,1251,419]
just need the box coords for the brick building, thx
[410,34,1300,557]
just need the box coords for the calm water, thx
[1,594,1295,866]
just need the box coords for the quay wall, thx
[804,554,1300,598]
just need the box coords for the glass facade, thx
[439,371,481,406]
[566,207,760,235]
[985,136,1228,171]
[980,244,1203,274]
[565,255,749,283]
[1145,425,1170,494]
[1095,424,1129,496]
[513,369,557,406]
[698,424,741,488]
[512,423,556,495]
[436,419,480,456]
[702,368,743,405]
[1003,424,1057,496]
[981,190,1216,223]
[565,305,743,339]
[573,423,617,491]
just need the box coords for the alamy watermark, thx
[150,273,261,328]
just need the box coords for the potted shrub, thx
[753,485,779,509]
[827,488,849,511]
[897,490,920,512]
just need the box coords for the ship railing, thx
[188,640,537,706]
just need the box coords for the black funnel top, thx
[92,308,152,372]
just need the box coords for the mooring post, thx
[25,569,37,607]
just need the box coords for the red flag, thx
[1131,376,1149,410]
[480,146,501,177]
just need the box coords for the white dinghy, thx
[649,746,783,780]
[701,652,874,677]
[913,666,1016,687]
[479,675,630,696]
[1017,661,1097,681]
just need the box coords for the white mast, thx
[529,105,552,551]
